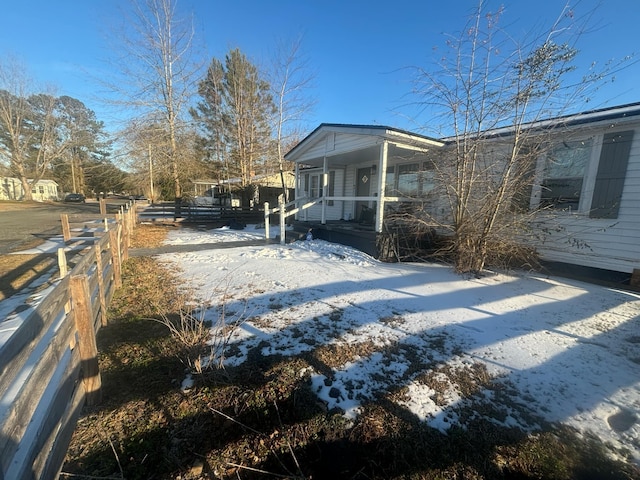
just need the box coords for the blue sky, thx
[1,0,638,135]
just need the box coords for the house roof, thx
[441,101,640,142]
[289,103,640,158]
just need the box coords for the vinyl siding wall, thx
[294,131,382,163]
[299,168,348,222]
[532,126,640,273]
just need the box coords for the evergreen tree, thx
[192,48,275,187]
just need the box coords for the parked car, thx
[64,193,86,203]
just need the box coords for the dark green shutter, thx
[590,130,634,219]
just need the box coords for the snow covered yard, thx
[158,224,640,464]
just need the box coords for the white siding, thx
[295,132,381,163]
[343,166,357,219]
[324,168,346,221]
[299,168,349,222]
[333,133,380,156]
[534,126,640,273]
[0,177,59,202]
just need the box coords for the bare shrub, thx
[154,305,211,372]
[152,278,248,374]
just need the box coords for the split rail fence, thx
[0,202,136,479]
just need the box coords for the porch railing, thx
[264,194,403,244]
[264,195,322,244]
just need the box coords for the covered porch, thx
[278,124,444,258]
[285,123,444,231]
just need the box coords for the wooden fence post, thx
[118,213,129,262]
[128,202,136,230]
[94,243,108,327]
[109,228,122,289]
[99,198,106,215]
[60,214,71,242]
[57,248,68,278]
[124,209,131,260]
[264,202,270,241]
[70,274,102,405]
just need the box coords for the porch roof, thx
[285,123,444,168]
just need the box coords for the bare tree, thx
[410,1,630,273]
[0,57,66,201]
[121,117,205,201]
[107,0,202,199]
[269,35,316,201]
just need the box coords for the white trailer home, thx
[0,177,59,202]
[285,103,640,280]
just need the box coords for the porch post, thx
[321,156,328,225]
[294,162,300,221]
[375,141,388,233]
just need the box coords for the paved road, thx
[0,201,123,254]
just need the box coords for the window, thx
[419,161,436,194]
[305,170,336,204]
[385,162,434,196]
[327,171,336,206]
[541,138,592,210]
[310,175,320,198]
[397,163,420,196]
[385,166,395,194]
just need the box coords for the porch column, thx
[294,162,300,221]
[375,141,388,233]
[321,156,328,225]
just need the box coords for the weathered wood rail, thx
[0,203,135,479]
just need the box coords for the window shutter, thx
[590,130,634,219]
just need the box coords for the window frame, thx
[539,137,594,212]
[385,161,435,197]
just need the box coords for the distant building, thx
[0,177,60,202]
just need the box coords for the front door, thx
[355,167,371,222]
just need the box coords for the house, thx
[284,103,640,280]
[193,171,295,209]
[0,177,59,202]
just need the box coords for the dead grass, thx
[129,223,173,249]
[60,224,640,480]
[0,200,48,212]
[0,253,56,301]
[311,340,379,369]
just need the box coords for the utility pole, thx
[149,144,155,203]
[71,157,77,193]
